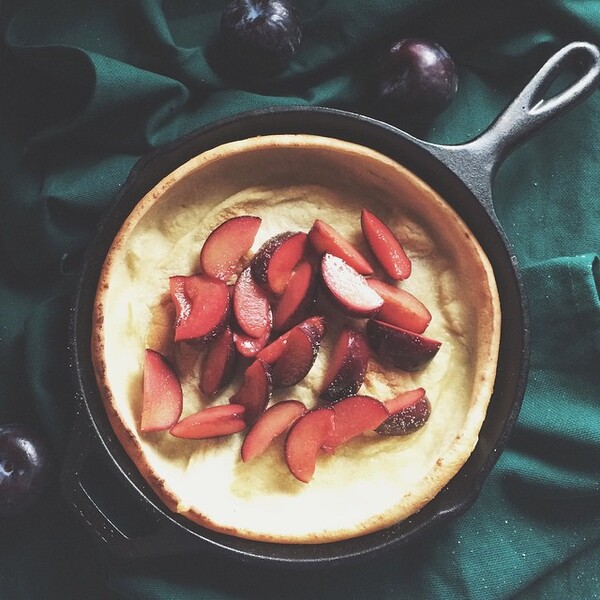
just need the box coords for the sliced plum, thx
[251,231,308,295]
[233,315,272,357]
[229,358,273,426]
[233,266,272,339]
[272,260,317,332]
[383,387,427,414]
[241,400,307,462]
[284,407,335,483]
[366,319,441,371]
[298,315,327,341]
[200,215,261,281]
[377,388,431,435]
[271,323,320,388]
[320,327,370,403]
[308,219,373,275]
[169,274,230,343]
[170,404,246,439]
[256,329,290,363]
[320,253,383,318]
[368,278,431,334]
[361,209,411,280]
[141,349,183,432]
[200,326,238,396]
[321,395,389,452]
[257,315,326,366]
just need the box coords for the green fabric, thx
[1,1,599,598]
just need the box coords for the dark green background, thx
[0,1,599,598]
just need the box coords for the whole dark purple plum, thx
[219,0,303,77]
[376,38,458,120]
[0,424,52,517]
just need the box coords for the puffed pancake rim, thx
[92,134,501,544]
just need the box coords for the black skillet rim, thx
[66,106,529,568]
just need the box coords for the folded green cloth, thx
[1,1,599,598]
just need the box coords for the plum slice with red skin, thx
[284,407,335,483]
[298,315,327,341]
[200,215,261,281]
[251,231,308,295]
[200,326,237,396]
[169,275,230,343]
[229,358,273,426]
[270,323,321,388]
[256,315,326,365]
[308,219,373,275]
[233,267,272,339]
[321,395,389,452]
[140,349,184,432]
[170,404,246,439]
[320,327,370,403]
[256,329,289,363]
[361,209,411,280]
[366,319,441,371]
[272,260,317,332]
[241,400,307,462]
[233,312,272,357]
[320,253,383,318]
[368,278,431,334]
[383,387,426,414]
[233,328,270,357]
[378,388,431,435]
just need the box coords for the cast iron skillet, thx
[62,42,600,567]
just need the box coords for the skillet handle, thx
[426,41,600,208]
[60,404,200,559]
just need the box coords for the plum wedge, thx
[384,387,427,414]
[233,325,271,357]
[308,219,373,275]
[140,349,183,432]
[233,267,272,339]
[229,359,273,426]
[377,388,431,436]
[144,210,444,480]
[170,404,246,439]
[284,407,335,483]
[361,209,411,280]
[298,315,327,341]
[256,315,326,365]
[256,330,289,364]
[321,253,383,318]
[322,396,389,452]
[270,322,321,388]
[366,319,441,371]
[368,278,431,334]
[320,327,370,403]
[251,231,308,295]
[169,274,230,343]
[272,260,317,332]
[200,215,261,281]
[241,400,307,462]
[200,326,237,396]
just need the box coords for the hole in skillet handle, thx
[420,41,600,213]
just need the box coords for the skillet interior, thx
[68,107,527,565]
